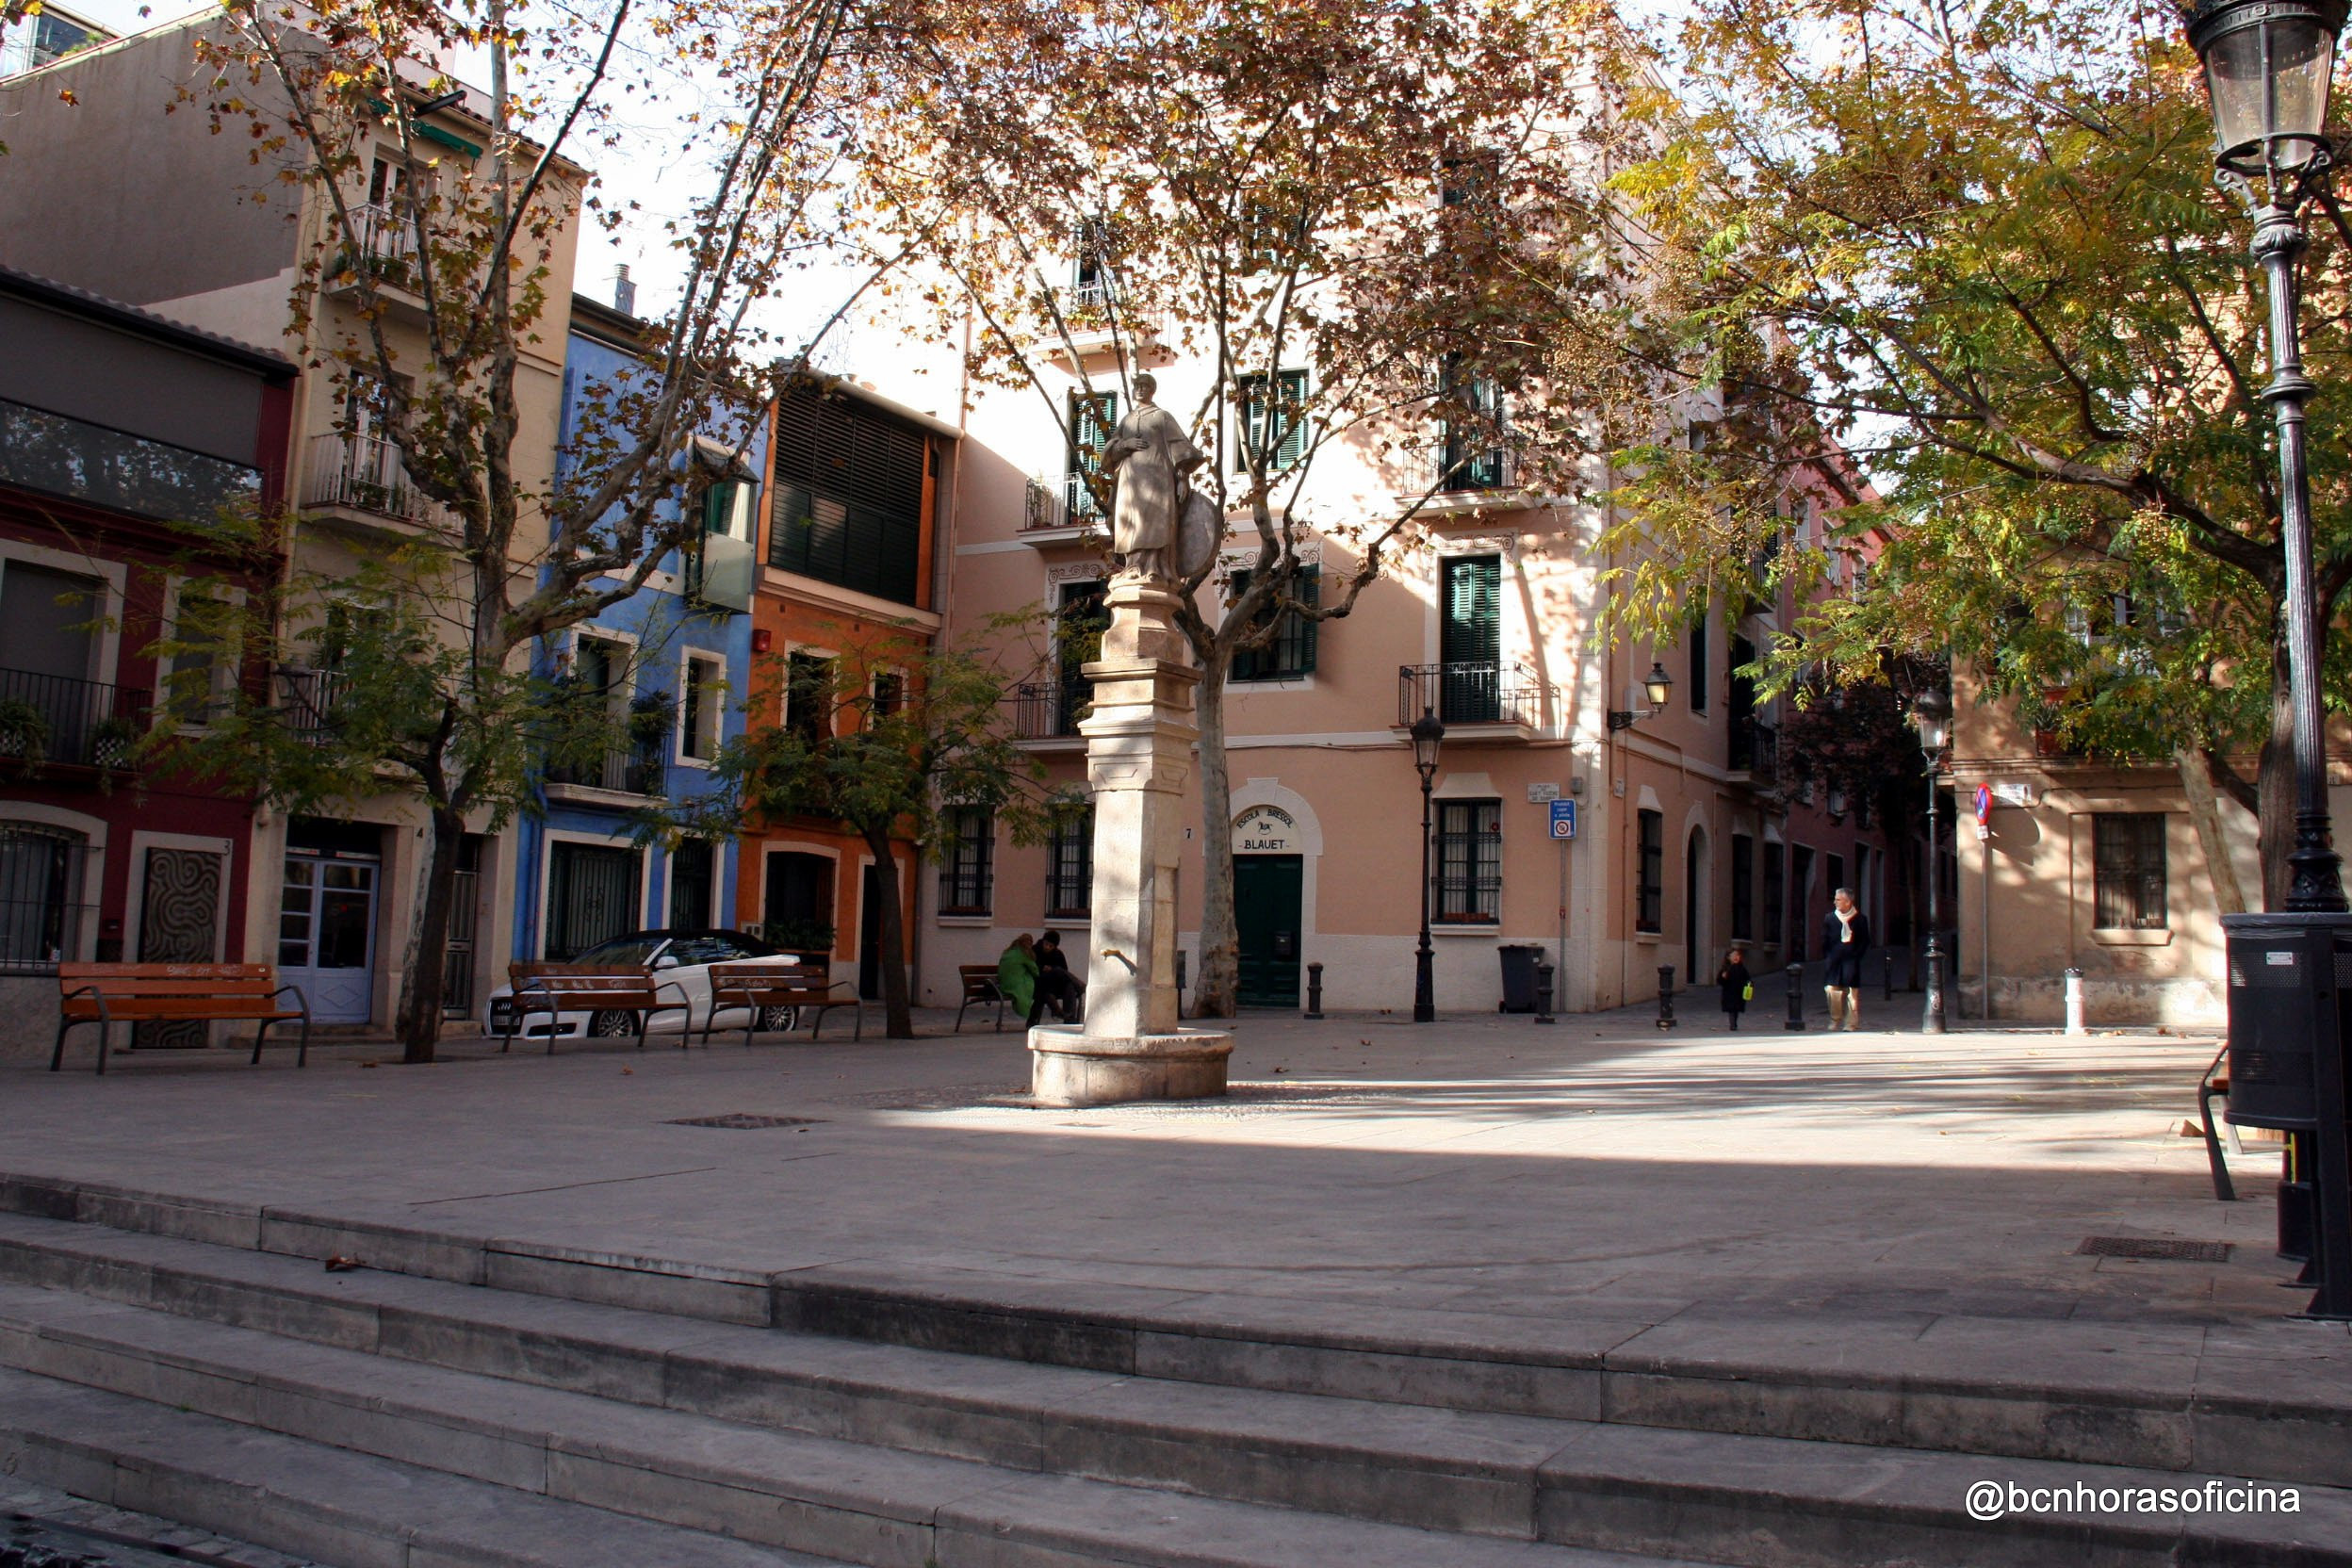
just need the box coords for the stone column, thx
[1028,578,1233,1105]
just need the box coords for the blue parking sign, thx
[1549,799,1576,840]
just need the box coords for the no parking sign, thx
[1549,799,1577,840]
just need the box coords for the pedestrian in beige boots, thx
[1819,888,1872,1030]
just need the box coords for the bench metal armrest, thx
[270,984,312,1021]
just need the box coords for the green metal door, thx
[1234,855,1304,1007]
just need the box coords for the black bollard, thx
[1785,960,1805,1031]
[1175,950,1187,1021]
[1534,962,1556,1025]
[1657,965,1677,1030]
[1882,950,1893,1003]
[1304,961,1325,1021]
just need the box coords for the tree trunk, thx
[2175,743,2246,917]
[2258,637,2296,910]
[1189,659,1239,1018]
[866,825,914,1038]
[395,806,465,1063]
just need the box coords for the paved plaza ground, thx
[0,990,2306,1339]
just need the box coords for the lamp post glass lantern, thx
[1642,661,1674,710]
[1411,708,1445,1022]
[1911,686,1952,1035]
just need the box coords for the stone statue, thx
[1102,373,1204,584]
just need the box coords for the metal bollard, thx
[1657,965,1677,1030]
[1304,961,1325,1020]
[1534,961,1556,1025]
[1785,960,1805,1031]
[2064,968,2085,1036]
[1882,950,1893,1003]
[1175,950,1187,1021]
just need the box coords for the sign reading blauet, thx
[1232,806,1297,854]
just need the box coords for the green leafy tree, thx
[658,629,1065,1038]
[1592,0,2352,908]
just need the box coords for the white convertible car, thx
[482,928,813,1043]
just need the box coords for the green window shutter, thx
[1228,568,1259,681]
[1276,370,1310,470]
[1296,564,1319,675]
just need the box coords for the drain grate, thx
[2078,1235,2233,1263]
[665,1114,824,1130]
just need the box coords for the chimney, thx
[612,264,636,317]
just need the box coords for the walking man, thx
[1820,888,1871,1030]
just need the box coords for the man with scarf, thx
[1819,887,1871,1030]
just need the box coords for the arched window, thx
[0,822,91,970]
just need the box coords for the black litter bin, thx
[1498,945,1544,1013]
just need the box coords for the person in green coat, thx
[996,933,1039,1022]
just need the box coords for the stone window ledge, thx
[2089,926,2173,947]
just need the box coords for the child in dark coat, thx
[1717,947,1753,1031]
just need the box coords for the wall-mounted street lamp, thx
[1608,662,1674,731]
[1411,707,1446,1023]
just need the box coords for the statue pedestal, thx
[1027,577,1232,1106]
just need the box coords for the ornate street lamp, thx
[1411,707,1446,1022]
[1608,662,1676,731]
[2184,0,2348,913]
[2183,0,2352,1321]
[1909,685,1952,1036]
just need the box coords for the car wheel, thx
[589,1009,639,1038]
[758,1004,798,1033]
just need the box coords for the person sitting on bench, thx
[1034,930,1085,1023]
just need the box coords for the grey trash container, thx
[1498,944,1544,1013]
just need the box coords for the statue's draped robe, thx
[1106,402,1202,575]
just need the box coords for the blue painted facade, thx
[508,296,765,965]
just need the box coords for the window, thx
[2094,814,2167,930]
[702,477,756,542]
[1237,369,1310,472]
[767,387,929,607]
[871,670,905,721]
[785,652,833,746]
[679,653,725,761]
[163,584,233,727]
[1637,808,1663,934]
[1065,391,1118,520]
[1688,611,1709,713]
[1762,841,1784,945]
[1438,357,1506,491]
[668,838,714,928]
[1227,566,1318,682]
[546,841,639,962]
[0,823,90,972]
[1731,834,1755,942]
[1437,554,1501,722]
[1826,854,1846,912]
[1432,799,1502,923]
[1070,219,1118,310]
[1054,580,1108,734]
[939,807,994,915]
[1046,806,1093,919]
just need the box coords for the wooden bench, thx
[52,962,311,1076]
[701,960,864,1047]
[505,963,691,1054]
[956,964,1008,1033]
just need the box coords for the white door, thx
[278,853,378,1023]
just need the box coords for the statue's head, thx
[1133,372,1158,403]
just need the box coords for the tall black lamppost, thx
[1412,707,1446,1023]
[1909,686,1952,1036]
[2183,0,2352,1320]
[2187,0,2349,912]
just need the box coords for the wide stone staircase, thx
[0,1177,2345,1568]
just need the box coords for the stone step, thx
[2,1270,2347,1568]
[0,1194,2345,1486]
[0,1346,1702,1568]
[0,1364,849,1568]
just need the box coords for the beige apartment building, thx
[0,15,581,1030]
[849,315,1903,1018]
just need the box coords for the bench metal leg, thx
[95,1020,109,1076]
[296,1014,310,1069]
[50,1019,77,1073]
[2200,1082,2237,1202]
[252,1019,270,1065]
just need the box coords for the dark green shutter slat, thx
[1298,565,1318,674]
[767,388,926,605]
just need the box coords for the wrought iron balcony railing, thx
[1010,682,1087,740]
[302,433,458,530]
[1728,715,1778,779]
[1396,662,1543,728]
[545,748,666,796]
[275,666,348,745]
[0,665,147,770]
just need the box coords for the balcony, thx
[1728,715,1779,782]
[1019,477,1109,548]
[1010,682,1087,746]
[545,747,666,799]
[0,666,148,771]
[275,666,348,745]
[1396,662,1546,736]
[324,203,426,307]
[302,433,458,534]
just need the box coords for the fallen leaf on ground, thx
[324,1256,362,1273]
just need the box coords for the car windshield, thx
[575,936,665,969]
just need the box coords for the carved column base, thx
[1028,1023,1234,1107]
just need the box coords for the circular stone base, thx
[1027,1024,1234,1107]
